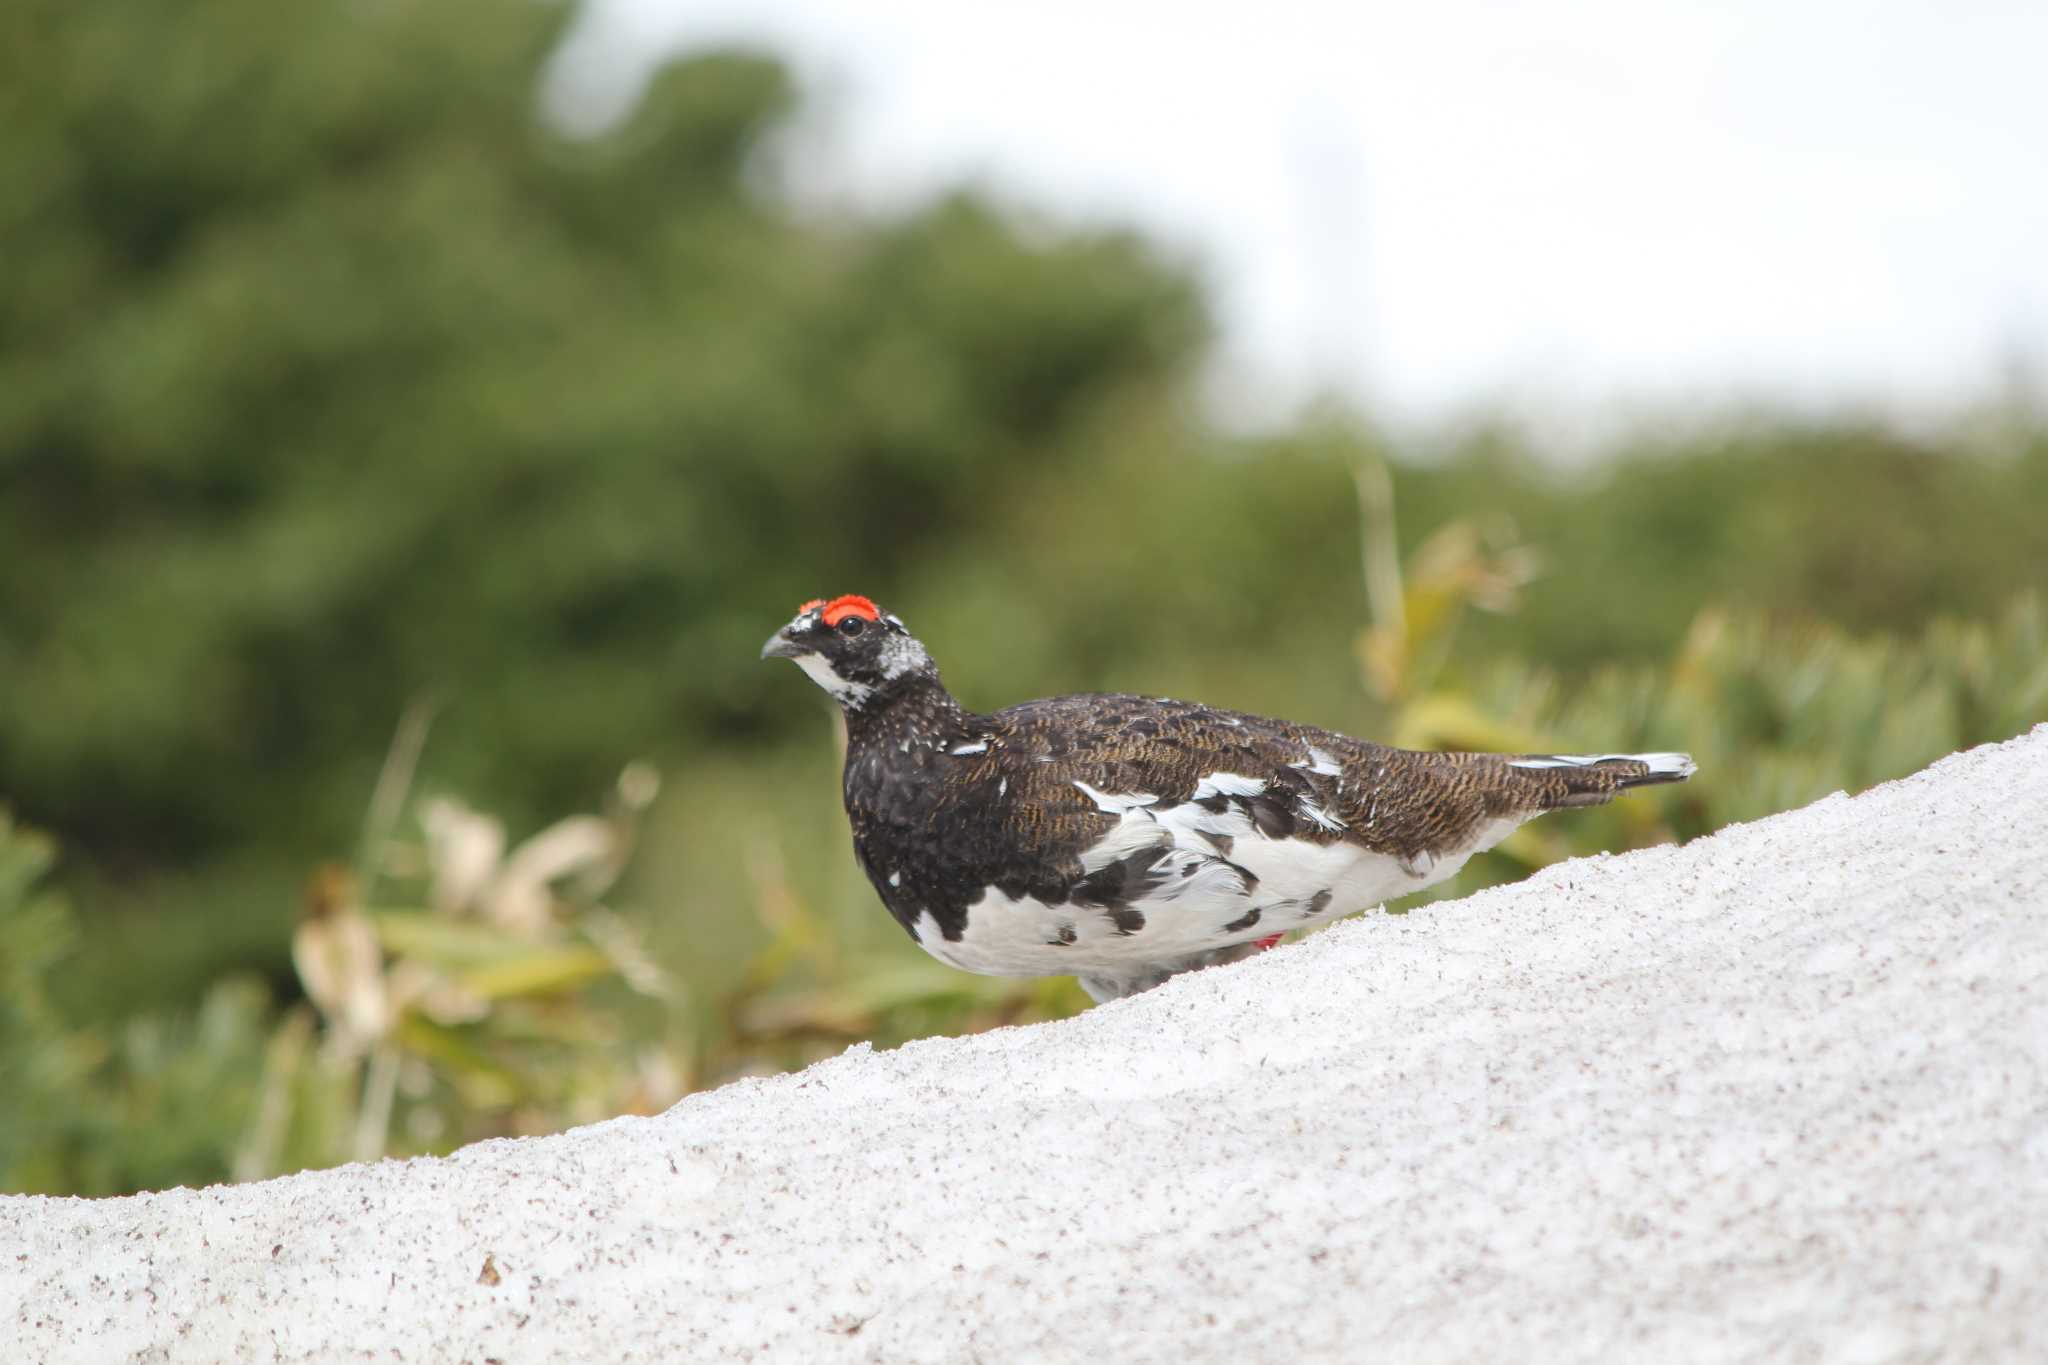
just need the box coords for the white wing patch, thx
[1193,772,1267,800]
[1072,781,1159,814]
[902,746,1588,989]
[950,740,989,755]
[1291,746,1343,777]
[1076,807,1172,873]
[1296,793,1347,833]
[1508,751,1695,778]
[1220,826,1418,908]
[909,779,1506,982]
[1150,800,1256,851]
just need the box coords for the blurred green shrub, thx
[1,758,688,1194]
[1,0,1207,1006]
[1391,414,2048,669]
[1,810,276,1194]
[1397,590,2048,893]
[7,583,2043,1194]
[255,741,687,1179]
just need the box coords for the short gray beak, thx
[761,630,807,661]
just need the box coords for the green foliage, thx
[1,0,1205,1005]
[0,810,276,1194]
[0,767,685,1194]
[0,812,85,1190]
[1379,415,2048,668]
[260,748,690,1175]
[6,587,2044,1195]
[1443,594,2048,892]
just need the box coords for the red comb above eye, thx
[820,594,880,626]
[798,599,825,613]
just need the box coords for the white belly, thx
[905,805,1520,980]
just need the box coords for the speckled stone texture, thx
[6,725,2045,1364]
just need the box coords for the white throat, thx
[794,653,875,708]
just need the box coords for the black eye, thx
[837,616,865,636]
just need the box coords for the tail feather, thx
[1505,751,1696,808]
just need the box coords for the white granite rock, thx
[6,726,2045,1363]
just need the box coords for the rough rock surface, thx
[6,726,2045,1364]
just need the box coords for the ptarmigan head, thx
[760,594,934,710]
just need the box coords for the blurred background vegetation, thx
[3,0,2043,1197]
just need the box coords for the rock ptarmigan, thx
[764,594,1694,1002]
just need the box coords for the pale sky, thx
[546,1,2048,431]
